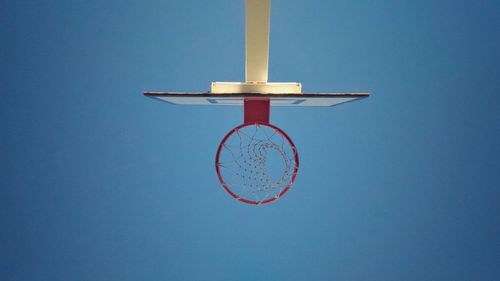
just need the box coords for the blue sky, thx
[1,0,499,280]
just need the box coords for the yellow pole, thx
[245,0,270,83]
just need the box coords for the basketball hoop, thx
[144,0,369,205]
[215,122,299,205]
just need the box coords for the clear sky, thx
[1,0,499,280]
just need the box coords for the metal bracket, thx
[211,82,302,94]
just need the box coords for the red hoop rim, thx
[215,122,299,205]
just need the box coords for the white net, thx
[216,123,299,204]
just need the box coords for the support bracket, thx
[244,99,270,123]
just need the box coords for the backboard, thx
[144,92,369,107]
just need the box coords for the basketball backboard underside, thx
[144,92,369,107]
